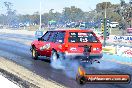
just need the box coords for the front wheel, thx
[32,47,39,60]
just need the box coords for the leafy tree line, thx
[0,2,86,25]
[0,1,132,26]
[0,2,17,25]
[18,6,86,25]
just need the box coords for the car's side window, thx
[55,31,65,43]
[48,32,57,42]
[41,31,51,41]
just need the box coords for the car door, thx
[36,31,51,56]
[52,31,66,53]
[45,31,58,57]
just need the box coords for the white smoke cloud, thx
[50,55,80,79]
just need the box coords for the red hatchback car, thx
[31,29,103,62]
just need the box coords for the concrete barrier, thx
[103,46,116,55]
[103,45,132,58]
[116,46,132,58]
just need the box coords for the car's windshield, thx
[68,32,98,43]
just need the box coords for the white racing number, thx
[80,38,88,42]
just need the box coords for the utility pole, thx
[103,2,107,47]
[39,1,42,30]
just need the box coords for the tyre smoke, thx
[50,55,80,79]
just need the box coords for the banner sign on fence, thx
[114,36,132,41]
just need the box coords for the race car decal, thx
[40,43,50,51]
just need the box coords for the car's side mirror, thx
[38,38,42,41]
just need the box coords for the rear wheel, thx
[50,50,58,62]
[32,47,38,60]
[50,50,65,61]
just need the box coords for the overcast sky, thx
[0,0,129,15]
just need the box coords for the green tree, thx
[41,10,61,25]
[108,11,122,22]
[18,14,31,23]
[120,0,126,7]
[62,6,84,22]
[0,14,7,24]
[4,2,17,25]
[31,12,39,24]
[42,13,49,25]
[130,0,132,6]
[96,2,112,12]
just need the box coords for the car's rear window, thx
[68,32,98,43]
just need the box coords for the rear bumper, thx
[64,52,103,59]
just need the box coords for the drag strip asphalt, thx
[0,33,132,88]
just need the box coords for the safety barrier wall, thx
[98,35,132,44]
[95,31,132,58]
[103,45,132,58]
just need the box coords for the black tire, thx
[50,50,66,62]
[32,47,39,60]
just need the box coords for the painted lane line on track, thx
[103,53,132,66]
[102,59,132,67]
